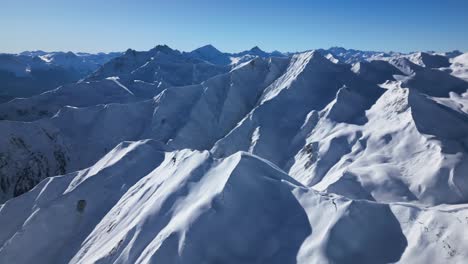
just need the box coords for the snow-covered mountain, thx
[0,44,468,263]
[86,45,230,88]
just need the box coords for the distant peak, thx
[125,48,137,56]
[245,46,270,58]
[250,46,263,52]
[445,50,463,58]
[329,46,347,52]
[193,44,222,54]
[201,44,217,50]
[65,51,77,57]
[150,45,174,54]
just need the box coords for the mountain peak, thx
[200,44,217,50]
[150,44,175,54]
[329,46,347,53]
[124,48,137,56]
[250,46,263,52]
[246,46,270,58]
[192,44,223,55]
[187,44,231,65]
[65,51,77,58]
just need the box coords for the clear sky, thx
[1,0,468,53]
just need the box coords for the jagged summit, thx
[149,44,177,54]
[124,48,137,55]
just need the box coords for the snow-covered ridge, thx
[1,45,463,104]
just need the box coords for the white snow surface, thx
[0,45,468,263]
[1,140,467,264]
[450,52,468,81]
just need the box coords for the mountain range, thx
[0,44,467,263]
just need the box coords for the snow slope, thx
[0,56,290,201]
[0,140,467,263]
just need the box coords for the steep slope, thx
[1,140,467,263]
[165,57,290,150]
[0,100,157,202]
[0,57,289,201]
[387,57,425,75]
[289,82,468,205]
[212,51,384,167]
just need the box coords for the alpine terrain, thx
[0,44,468,264]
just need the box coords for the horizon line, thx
[2,44,466,55]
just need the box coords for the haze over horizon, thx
[2,0,468,53]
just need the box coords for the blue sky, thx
[1,0,468,53]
